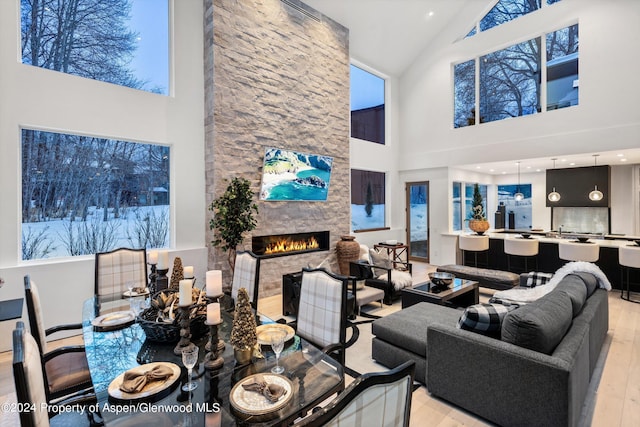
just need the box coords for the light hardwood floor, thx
[1,263,639,426]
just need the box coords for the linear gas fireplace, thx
[252,231,330,258]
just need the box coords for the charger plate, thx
[92,311,135,331]
[108,362,181,402]
[123,288,150,297]
[230,373,293,415]
[256,324,295,345]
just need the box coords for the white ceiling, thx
[303,0,494,76]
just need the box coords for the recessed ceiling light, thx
[621,158,627,162]
[617,153,624,157]
[428,11,434,17]
[536,169,541,172]
[569,162,576,166]
[561,159,567,162]
[489,168,495,172]
[501,171,506,174]
[476,166,481,169]
[526,166,531,169]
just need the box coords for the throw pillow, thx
[369,248,392,276]
[525,272,553,288]
[457,303,518,338]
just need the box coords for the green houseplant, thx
[209,177,259,271]
[468,183,490,235]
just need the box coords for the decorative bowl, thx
[577,237,590,243]
[429,272,454,288]
[634,240,640,246]
[520,233,531,239]
[385,239,398,245]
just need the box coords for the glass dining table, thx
[82,296,344,426]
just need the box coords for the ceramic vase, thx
[336,235,360,275]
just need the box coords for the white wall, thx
[0,0,206,351]
[393,0,640,265]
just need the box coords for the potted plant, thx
[468,183,490,235]
[209,177,259,271]
[230,288,257,364]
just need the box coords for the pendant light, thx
[588,154,604,201]
[547,158,561,202]
[514,161,524,201]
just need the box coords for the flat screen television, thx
[259,147,333,201]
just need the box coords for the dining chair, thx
[12,321,98,427]
[295,268,349,367]
[294,360,415,427]
[94,247,148,299]
[23,275,94,403]
[231,250,261,309]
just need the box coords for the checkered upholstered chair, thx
[23,276,94,403]
[231,251,261,309]
[295,361,415,427]
[295,268,349,367]
[13,322,96,427]
[94,247,147,299]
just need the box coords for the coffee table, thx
[402,278,479,309]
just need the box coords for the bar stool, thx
[459,235,489,268]
[619,245,640,304]
[504,237,539,273]
[558,241,600,263]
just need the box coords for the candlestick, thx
[206,270,223,297]
[179,279,192,306]
[204,319,224,370]
[184,266,194,279]
[173,306,194,355]
[155,268,169,292]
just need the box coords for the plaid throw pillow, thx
[525,272,553,288]
[457,303,518,338]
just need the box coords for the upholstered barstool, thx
[459,235,489,268]
[619,245,640,303]
[504,237,539,273]
[558,241,600,263]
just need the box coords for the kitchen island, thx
[444,230,640,291]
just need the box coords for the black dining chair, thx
[23,275,94,403]
[294,268,350,368]
[12,321,99,427]
[294,361,415,427]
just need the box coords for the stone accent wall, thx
[204,0,350,297]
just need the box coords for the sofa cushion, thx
[555,274,588,317]
[572,271,598,297]
[501,289,574,355]
[457,303,518,338]
[523,271,554,288]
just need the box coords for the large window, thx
[452,182,487,231]
[350,65,385,144]
[22,129,170,260]
[20,0,169,95]
[498,184,532,229]
[351,169,386,231]
[466,0,561,37]
[454,24,578,126]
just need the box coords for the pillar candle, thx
[183,266,194,278]
[207,303,221,324]
[157,250,169,270]
[148,250,158,265]
[206,270,223,297]
[179,279,192,306]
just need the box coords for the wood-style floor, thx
[1,262,639,426]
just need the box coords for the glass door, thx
[406,182,429,262]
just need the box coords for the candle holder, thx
[205,294,225,354]
[204,320,224,370]
[148,262,158,294]
[156,268,169,292]
[173,305,194,355]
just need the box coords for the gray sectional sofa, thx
[371,272,609,427]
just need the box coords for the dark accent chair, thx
[350,260,413,305]
[94,247,147,300]
[294,361,415,426]
[24,275,94,403]
[13,321,98,427]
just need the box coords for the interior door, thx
[406,181,429,262]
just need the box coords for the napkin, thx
[120,364,174,393]
[241,375,286,402]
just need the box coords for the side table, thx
[374,243,410,270]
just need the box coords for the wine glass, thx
[270,329,287,374]
[126,281,135,299]
[181,345,199,391]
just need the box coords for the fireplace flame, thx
[264,236,320,255]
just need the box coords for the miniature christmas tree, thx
[169,257,184,290]
[230,288,257,351]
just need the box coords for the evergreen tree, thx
[365,182,374,217]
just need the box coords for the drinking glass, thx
[270,330,287,374]
[181,346,199,391]
[126,281,134,299]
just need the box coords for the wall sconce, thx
[547,158,561,202]
[514,161,524,201]
[588,154,604,201]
